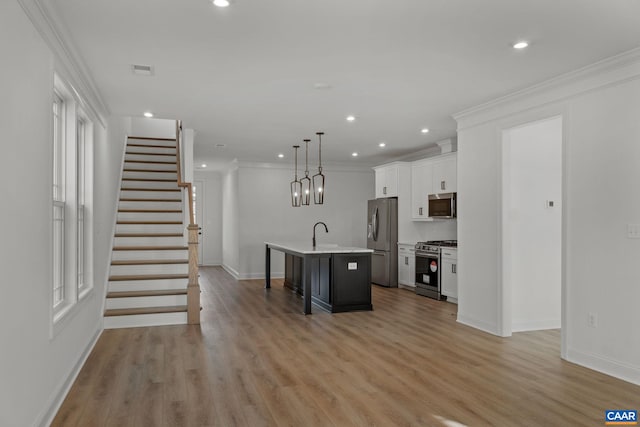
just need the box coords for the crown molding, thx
[453,47,640,131]
[17,0,109,127]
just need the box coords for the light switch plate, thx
[348,262,358,270]
[627,224,640,239]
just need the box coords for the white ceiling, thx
[50,0,640,168]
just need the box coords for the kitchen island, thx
[265,241,373,314]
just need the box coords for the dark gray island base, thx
[265,242,373,314]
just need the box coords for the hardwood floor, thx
[53,266,640,426]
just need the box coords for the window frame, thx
[51,74,95,333]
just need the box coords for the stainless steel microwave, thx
[428,193,456,218]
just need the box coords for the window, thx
[51,75,94,326]
[52,92,65,308]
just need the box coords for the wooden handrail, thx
[175,120,200,325]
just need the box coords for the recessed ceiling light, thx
[212,0,230,7]
[352,152,358,157]
[346,115,356,122]
[201,164,207,168]
[143,112,153,118]
[215,143,226,148]
[277,153,284,158]
[513,41,529,49]
[379,142,386,148]
[421,128,429,134]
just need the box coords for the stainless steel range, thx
[414,240,457,300]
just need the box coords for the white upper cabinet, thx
[411,160,433,220]
[410,153,457,220]
[432,154,457,194]
[374,163,402,198]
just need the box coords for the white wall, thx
[130,117,176,139]
[504,117,562,332]
[194,171,223,265]
[224,165,374,279]
[222,165,240,275]
[0,2,120,425]
[455,52,640,384]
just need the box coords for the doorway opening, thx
[501,115,563,338]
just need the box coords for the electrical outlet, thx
[627,224,640,239]
[587,312,598,328]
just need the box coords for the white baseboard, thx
[566,348,640,386]
[221,263,240,280]
[457,313,500,336]
[220,264,285,281]
[512,318,561,332]
[238,272,284,280]
[36,325,102,427]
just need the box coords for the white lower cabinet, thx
[398,244,415,287]
[441,248,458,302]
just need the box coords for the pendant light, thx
[312,132,325,204]
[290,145,302,207]
[300,139,312,205]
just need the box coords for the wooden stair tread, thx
[123,168,178,173]
[124,160,176,165]
[122,177,177,182]
[109,273,189,281]
[104,305,187,317]
[127,136,177,141]
[126,151,176,157]
[118,209,182,213]
[117,220,182,224]
[114,233,183,237]
[113,246,188,251]
[121,188,181,192]
[111,259,188,265]
[107,289,187,298]
[119,198,182,202]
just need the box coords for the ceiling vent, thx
[131,64,154,76]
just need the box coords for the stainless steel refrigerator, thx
[367,198,398,287]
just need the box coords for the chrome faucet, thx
[312,221,328,247]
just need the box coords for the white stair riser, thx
[114,236,185,246]
[125,154,177,163]
[121,180,179,190]
[116,223,184,234]
[104,311,187,329]
[123,170,178,180]
[123,162,177,171]
[117,212,182,222]
[108,278,189,292]
[105,294,187,310]
[127,138,176,148]
[126,145,176,155]
[120,190,182,199]
[110,263,188,276]
[118,201,182,210]
[112,250,188,260]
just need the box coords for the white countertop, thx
[265,241,373,255]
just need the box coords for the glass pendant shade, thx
[313,132,325,204]
[290,145,302,207]
[300,139,312,205]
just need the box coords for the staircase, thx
[104,131,198,329]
